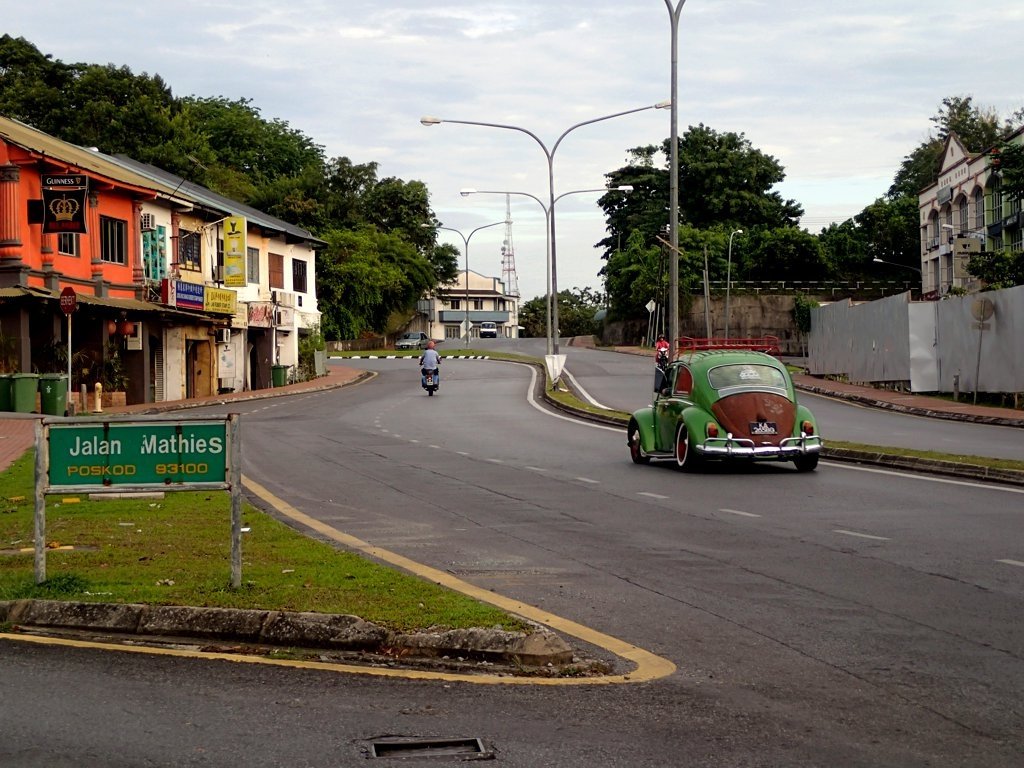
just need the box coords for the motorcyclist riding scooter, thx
[419,340,441,396]
[654,334,670,372]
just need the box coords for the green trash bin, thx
[271,364,289,388]
[0,373,12,411]
[11,373,40,413]
[39,373,69,416]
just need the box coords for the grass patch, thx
[0,450,526,633]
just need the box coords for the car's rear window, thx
[708,364,787,390]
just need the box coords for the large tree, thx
[598,125,815,320]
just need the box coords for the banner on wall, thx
[223,216,247,288]
[41,174,89,234]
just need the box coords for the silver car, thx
[395,332,431,350]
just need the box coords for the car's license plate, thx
[750,421,778,435]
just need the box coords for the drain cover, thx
[370,737,487,758]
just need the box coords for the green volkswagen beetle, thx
[627,347,822,471]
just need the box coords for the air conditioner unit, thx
[217,328,232,344]
[140,213,156,231]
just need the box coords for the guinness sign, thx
[41,174,89,234]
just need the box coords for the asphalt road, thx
[4,357,1023,767]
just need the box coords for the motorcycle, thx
[655,347,670,373]
[421,367,439,396]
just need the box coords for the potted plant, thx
[101,339,129,408]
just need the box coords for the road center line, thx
[996,559,1024,568]
[719,508,761,518]
[576,477,600,484]
[638,492,669,500]
[834,529,890,541]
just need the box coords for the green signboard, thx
[47,419,229,489]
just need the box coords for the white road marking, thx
[408,439,420,444]
[456,451,470,456]
[522,366,621,432]
[996,559,1024,568]
[526,466,547,473]
[429,444,441,449]
[486,458,504,464]
[576,477,600,484]
[823,461,1024,495]
[638,492,669,500]
[561,368,613,410]
[834,529,890,541]
[719,508,761,518]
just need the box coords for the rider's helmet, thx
[657,334,666,342]
[426,340,436,349]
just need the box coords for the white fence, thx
[808,285,1023,393]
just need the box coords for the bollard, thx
[94,382,103,413]
[80,383,88,414]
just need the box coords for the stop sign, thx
[59,286,77,316]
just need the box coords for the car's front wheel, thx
[675,424,701,470]
[793,453,819,472]
[627,420,650,465]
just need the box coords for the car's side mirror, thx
[660,387,671,397]
[653,367,667,394]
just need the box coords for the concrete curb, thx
[0,599,573,667]
[793,383,1024,429]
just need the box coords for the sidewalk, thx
[0,364,369,473]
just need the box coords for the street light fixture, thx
[664,0,688,360]
[459,186,633,355]
[872,257,923,276]
[425,221,505,346]
[724,228,743,341]
[420,101,669,359]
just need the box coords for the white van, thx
[479,322,498,338]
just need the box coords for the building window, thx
[958,201,969,233]
[269,252,284,289]
[450,299,461,310]
[142,227,167,281]
[445,325,461,339]
[99,216,127,264]
[179,230,201,270]
[247,247,260,284]
[292,258,307,293]
[215,238,224,282]
[989,181,1003,224]
[974,189,985,231]
[57,233,78,257]
[472,299,483,310]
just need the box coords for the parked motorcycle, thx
[421,367,439,396]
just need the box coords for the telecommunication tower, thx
[500,194,520,298]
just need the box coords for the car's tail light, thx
[801,420,814,435]
[706,423,719,438]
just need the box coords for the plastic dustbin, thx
[0,373,12,411]
[39,373,69,416]
[271,364,289,388]
[11,373,40,413]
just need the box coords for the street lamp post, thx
[421,102,668,358]
[429,221,505,346]
[664,0,688,360]
[460,186,633,352]
[724,228,743,341]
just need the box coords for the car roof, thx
[675,350,784,374]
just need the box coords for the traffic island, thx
[0,599,577,672]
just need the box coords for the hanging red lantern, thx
[107,320,118,336]
[118,320,135,336]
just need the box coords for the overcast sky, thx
[8,1,1024,300]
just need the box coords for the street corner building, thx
[0,115,324,412]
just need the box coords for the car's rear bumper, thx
[697,435,822,459]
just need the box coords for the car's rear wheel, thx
[628,420,650,465]
[675,424,701,470]
[793,453,819,472]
